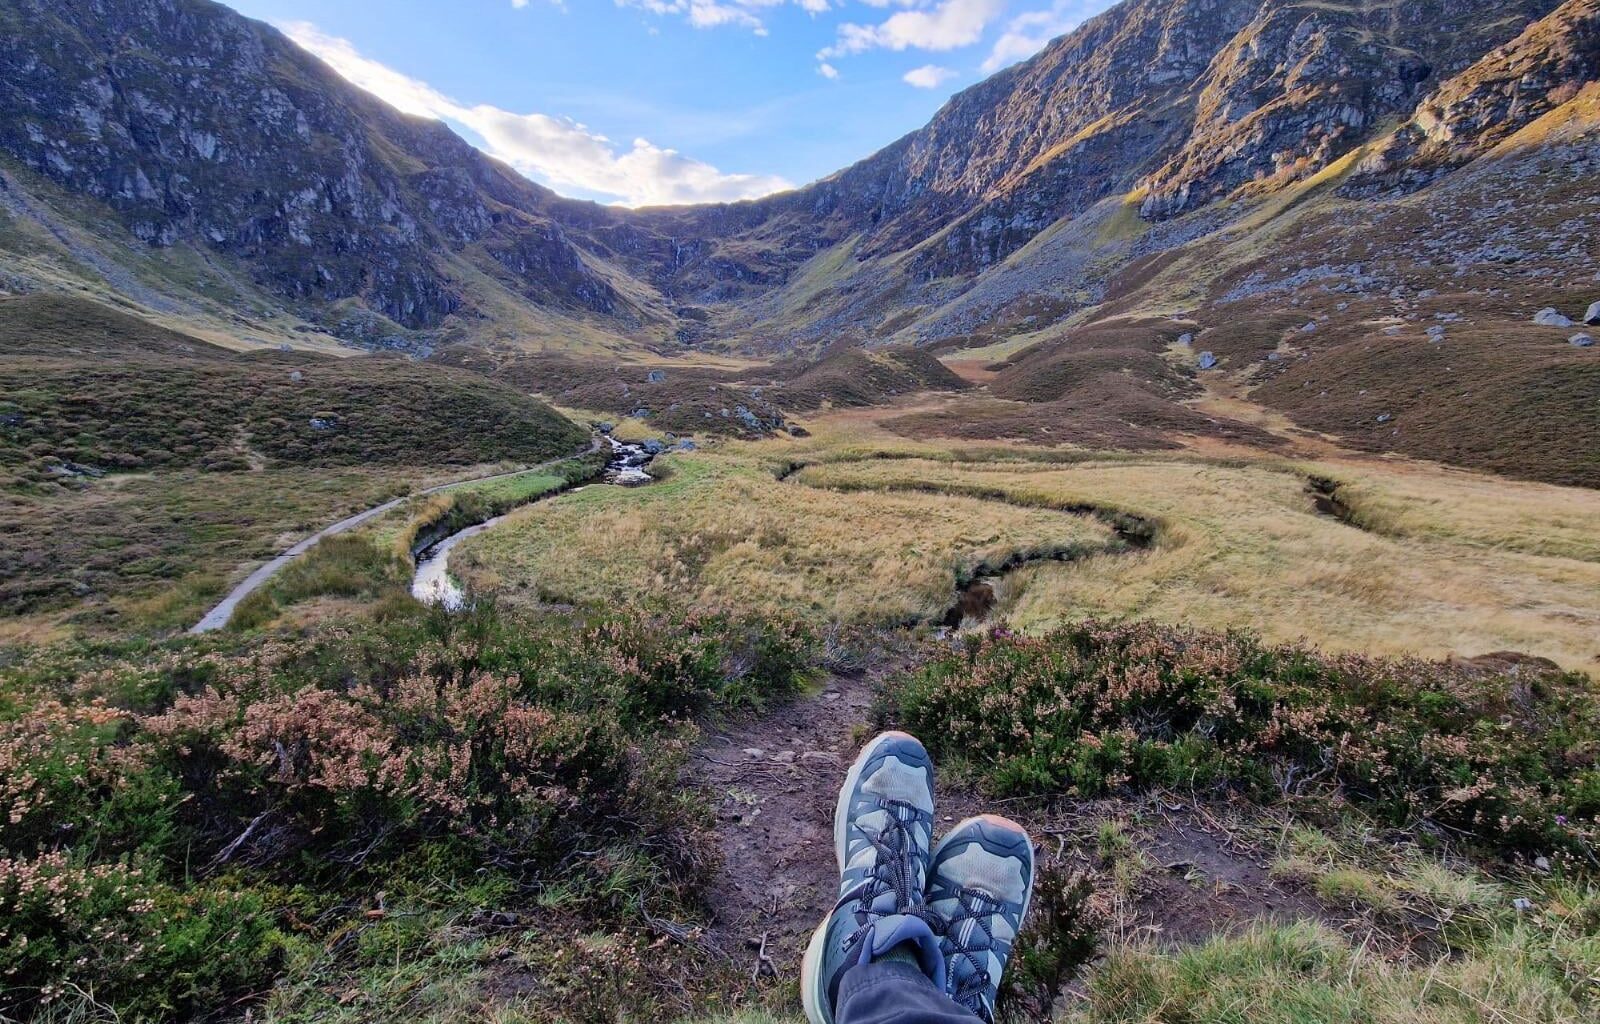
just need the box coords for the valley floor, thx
[452,400,1600,672]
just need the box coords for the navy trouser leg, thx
[835,960,980,1024]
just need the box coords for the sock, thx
[876,939,925,968]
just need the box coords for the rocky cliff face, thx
[0,0,625,334]
[1345,0,1600,194]
[0,0,1590,351]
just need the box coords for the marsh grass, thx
[453,451,1119,625]
[795,452,1600,669]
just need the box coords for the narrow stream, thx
[410,436,658,610]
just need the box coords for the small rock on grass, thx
[1571,333,1595,348]
[1586,300,1600,325]
[1533,307,1574,328]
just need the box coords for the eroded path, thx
[691,647,1365,1009]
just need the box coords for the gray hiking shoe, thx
[801,731,941,1024]
[925,815,1036,1023]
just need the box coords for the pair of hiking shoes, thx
[800,731,1035,1024]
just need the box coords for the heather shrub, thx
[894,622,1599,854]
[0,853,278,1020]
[0,604,816,1020]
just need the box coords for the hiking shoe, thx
[925,815,1036,1023]
[801,731,940,1024]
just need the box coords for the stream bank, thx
[410,436,660,610]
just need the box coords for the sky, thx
[224,0,1113,207]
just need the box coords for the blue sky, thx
[225,0,1112,206]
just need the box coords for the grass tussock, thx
[1065,909,1597,1024]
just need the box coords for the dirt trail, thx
[691,653,1363,998]
[692,664,984,975]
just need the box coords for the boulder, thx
[1176,332,1193,346]
[645,369,666,383]
[1197,351,1218,370]
[1571,333,1595,348]
[642,438,666,455]
[1533,307,1573,328]
[1586,301,1600,325]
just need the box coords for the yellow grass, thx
[800,454,1600,670]
[452,451,1118,625]
[446,407,1600,672]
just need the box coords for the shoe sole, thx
[802,731,932,1024]
[930,814,1036,934]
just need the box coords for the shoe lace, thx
[838,799,927,945]
[941,887,1003,1023]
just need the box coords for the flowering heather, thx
[0,605,815,1020]
[895,621,1600,854]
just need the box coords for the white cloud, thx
[616,0,831,35]
[820,0,1003,59]
[902,63,955,88]
[981,1,1094,72]
[817,61,840,79]
[282,22,790,206]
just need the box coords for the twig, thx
[210,809,273,868]
[752,931,775,982]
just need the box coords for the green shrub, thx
[0,854,279,1020]
[0,605,815,1021]
[893,622,1600,856]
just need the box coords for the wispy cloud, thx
[820,0,1004,60]
[981,0,1095,72]
[282,22,791,206]
[615,0,833,36]
[902,63,956,88]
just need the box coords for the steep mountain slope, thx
[1,0,1588,354]
[0,0,1596,483]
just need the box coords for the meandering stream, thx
[410,436,658,610]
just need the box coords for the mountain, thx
[1,0,1597,482]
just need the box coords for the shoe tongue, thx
[856,913,947,991]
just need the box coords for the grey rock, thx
[308,416,336,431]
[1376,413,1392,423]
[1570,333,1595,348]
[1177,332,1193,346]
[1197,351,1218,370]
[1586,301,1600,325]
[1533,307,1574,328]
[642,438,666,455]
[645,369,666,383]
